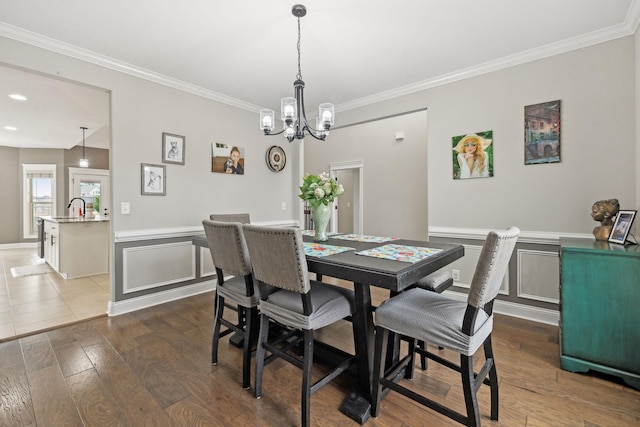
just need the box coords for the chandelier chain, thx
[296,16,302,80]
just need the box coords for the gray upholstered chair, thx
[202,219,258,389]
[371,226,519,427]
[242,224,357,427]
[412,269,454,366]
[208,213,251,343]
[209,213,251,224]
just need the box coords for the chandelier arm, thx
[263,128,287,137]
[304,127,327,141]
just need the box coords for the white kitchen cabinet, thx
[42,217,109,279]
[43,220,59,271]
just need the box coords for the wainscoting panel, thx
[445,244,509,295]
[200,249,215,278]
[517,249,560,303]
[429,227,574,324]
[123,241,195,294]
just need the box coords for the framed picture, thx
[211,143,245,175]
[452,130,493,179]
[162,132,185,165]
[141,163,166,196]
[608,210,636,245]
[524,100,560,165]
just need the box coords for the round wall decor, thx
[266,145,286,172]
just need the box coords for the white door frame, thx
[330,160,364,234]
[68,167,110,217]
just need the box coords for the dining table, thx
[193,230,464,424]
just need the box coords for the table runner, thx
[331,234,399,243]
[355,244,442,263]
[300,229,341,238]
[303,242,355,257]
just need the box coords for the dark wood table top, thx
[302,235,463,290]
[194,232,463,290]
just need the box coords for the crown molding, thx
[337,17,640,112]
[2,9,638,115]
[0,22,261,113]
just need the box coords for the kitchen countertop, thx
[40,215,110,224]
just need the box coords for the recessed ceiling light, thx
[4,126,18,131]
[8,94,28,101]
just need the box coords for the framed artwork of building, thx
[524,100,561,165]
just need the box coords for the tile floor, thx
[0,247,109,341]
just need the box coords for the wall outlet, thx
[452,269,460,281]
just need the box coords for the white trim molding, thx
[429,226,591,245]
[108,280,215,316]
[114,220,299,243]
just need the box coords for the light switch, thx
[121,202,131,215]
[281,202,286,211]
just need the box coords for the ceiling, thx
[1,0,639,150]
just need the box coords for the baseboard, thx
[108,279,216,316]
[0,242,38,250]
[443,290,559,326]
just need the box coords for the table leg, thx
[340,281,373,424]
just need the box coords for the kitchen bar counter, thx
[40,216,109,278]
[41,215,110,224]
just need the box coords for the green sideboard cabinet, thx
[559,238,640,389]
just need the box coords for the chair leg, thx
[371,326,389,418]
[211,294,224,365]
[461,354,481,427]
[484,336,499,420]
[241,306,259,389]
[417,340,427,370]
[404,337,416,379]
[301,329,314,427]
[254,313,270,398]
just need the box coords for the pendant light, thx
[79,126,88,168]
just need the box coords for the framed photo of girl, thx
[162,132,185,165]
[452,130,493,179]
[608,210,637,245]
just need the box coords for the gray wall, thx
[305,110,430,239]
[1,32,637,318]
[0,147,20,244]
[0,37,301,236]
[326,37,637,235]
[0,145,108,244]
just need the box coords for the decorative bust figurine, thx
[591,198,620,241]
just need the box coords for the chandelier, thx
[259,4,334,142]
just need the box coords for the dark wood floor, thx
[1,285,639,426]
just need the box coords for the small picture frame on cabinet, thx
[608,210,636,245]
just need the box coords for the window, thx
[23,164,56,239]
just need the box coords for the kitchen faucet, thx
[67,197,86,217]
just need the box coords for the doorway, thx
[68,168,110,218]
[330,160,363,234]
